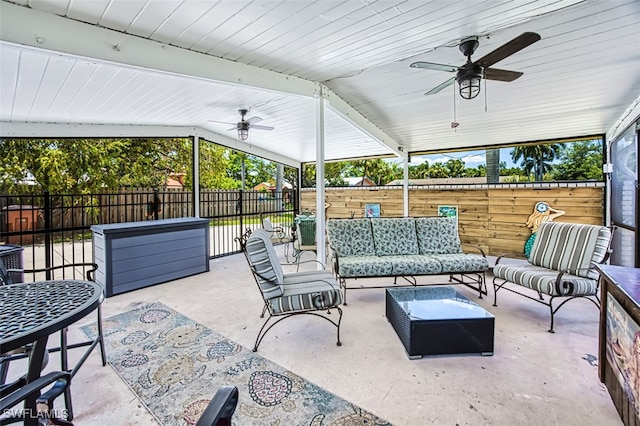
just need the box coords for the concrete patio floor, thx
[14,246,622,425]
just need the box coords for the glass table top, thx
[387,286,494,321]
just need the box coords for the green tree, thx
[550,140,603,181]
[511,144,561,181]
[408,161,430,179]
[0,138,186,192]
[302,163,348,187]
[428,162,449,178]
[444,159,466,177]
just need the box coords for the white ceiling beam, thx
[0,2,403,164]
[606,94,640,142]
[321,85,406,159]
[0,2,314,97]
[0,122,301,168]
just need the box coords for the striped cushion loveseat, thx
[492,221,612,332]
[326,217,490,304]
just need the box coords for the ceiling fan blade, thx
[424,77,455,95]
[226,126,236,131]
[410,61,458,73]
[251,124,274,131]
[208,120,235,125]
[484,68,523,82]
[474,32,540,68]
[247,116,263,125]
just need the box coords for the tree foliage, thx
[0,138,197,193]
[550,140,603,180]
[511,144,562,181]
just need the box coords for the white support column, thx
[403,157,409,217]
[315,89,326,269]
[192,136,200,218]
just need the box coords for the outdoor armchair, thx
[237,228,343,351]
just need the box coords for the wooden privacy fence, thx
[301,182,605,257]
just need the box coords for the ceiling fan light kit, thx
[457,65,483,99]
[209,108,274,141]
[411,32,541,100]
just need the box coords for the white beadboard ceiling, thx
[1,0,639,166]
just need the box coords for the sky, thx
[392,148,519,169]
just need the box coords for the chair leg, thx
[335,307,343,347]
[60,327,74,421]
[253,310,344,352]
[97,305,107,367]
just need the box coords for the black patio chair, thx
[0,370,73,425]
[0,260,106,421]
[195,386,239,426]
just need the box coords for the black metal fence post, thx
[238,190,243,238]
[43,190,52,280]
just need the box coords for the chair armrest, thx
[195,386,238,426]
[554,266,600,296]
[293,259,327,272]
[0,371,71,412]
[10,263,99,282]
[494,253,528,266]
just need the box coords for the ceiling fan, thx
[410,32,541,99]
[208,109,274,140]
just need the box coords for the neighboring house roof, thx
[386,177,511,185]
[253,182,293,191]
[343,177,376,186]
[165,173,186,188]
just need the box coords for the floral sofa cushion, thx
[415,217,463,254]
[371,218,419,256]
[384,255,442,276]
[430,253,489,273]
[337,255,393,277]
[326,219,375,256]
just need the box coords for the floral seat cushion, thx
[431,253,489,273]
[337,255,393,277]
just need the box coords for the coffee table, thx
[386,286,495,359]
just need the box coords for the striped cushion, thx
[493,263,598,296]
[269,278,343,314]
[246,229,284,299]
[528,222,611,279]
[283,270,334,284]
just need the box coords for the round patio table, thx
[0,280,103,425]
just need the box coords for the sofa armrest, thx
[327,246,340,277]
[461,243,487,258]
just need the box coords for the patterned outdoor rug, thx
[81,302,391,426]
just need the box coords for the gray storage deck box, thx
[92,218,210,297]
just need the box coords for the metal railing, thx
[0,189,297,280]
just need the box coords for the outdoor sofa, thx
[326,217,490,303]
[492,221,612,332]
